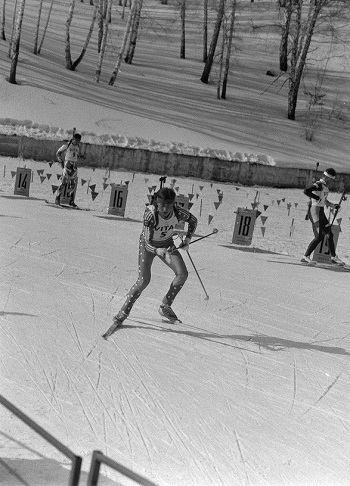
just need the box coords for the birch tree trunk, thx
[288,0,325,120]
[65,0,75,69]
[216,24,225,99]
[279,0,292,71]
[8,0,18,57]
[97,0,104,52]
[95,0,112,81]
[71,3,98,69]
[200,0,225,84]
[33,0,43,54]
[37,0,54,54]
[124,0,143,64]
[9,0,26,84]
[109,0,136,84]
[221,0,236,99]
[1,0,6,40]
[180,0,185,59]
[203,0,208,62]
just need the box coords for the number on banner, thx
[14,168,32,197]
[232,208,257,246]
[312,225,341,264]
[108,184,128,216]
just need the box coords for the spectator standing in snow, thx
[55,133,82,208]
[301,167,343,265]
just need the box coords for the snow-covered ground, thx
[1,0,349,483]
[1,159,350,485]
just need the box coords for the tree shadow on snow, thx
[268,259,350,273]
[220,244,286,256]
[0,194,46,202]
[123,320,350,356]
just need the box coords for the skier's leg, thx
[160,250,188,306]
[304,207,323,256]
[117,237,156,317]
[55,174,68,204]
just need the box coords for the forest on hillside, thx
[1,0,349,147]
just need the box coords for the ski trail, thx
[291,359,297,412]
[303,372,343,416]
[234,430,251,486]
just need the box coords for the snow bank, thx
[0,118,276,166]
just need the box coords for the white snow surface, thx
[1,160,350,486]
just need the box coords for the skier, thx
[301,167,343,265]
[55,133,82,208]
[103,187,197,338]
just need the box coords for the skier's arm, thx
[304,182,322,201]
[176,207,198,240]
[56,144,67,166]
[142,210,159,254]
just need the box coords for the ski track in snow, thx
[1,170,350,485]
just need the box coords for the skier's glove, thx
[179,237,191,251]
[156,248,172,264]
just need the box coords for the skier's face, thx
[156,198,174,218]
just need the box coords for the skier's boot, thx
[159,304,180,323]
[301,255,316,265]
[331,255,345,266]
[102,311,128,339]
[69,200,79,209]
[55,196,61,206]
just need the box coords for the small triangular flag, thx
[208,214,213,225]
[235,187,240,191]
[261,227,266,237]
[294,202,298,208]
[40,175,46,183]
[263,205,269,211]
[282,198,285,202]
[89,184,96,192]
[144,178,149,183]
[148,187,153,193]
[152,185,157,191]
[48,162,53,168]
[188,194,194,201]
[81,179,87,186]
[51,185,58,194]
[260,216,268,225]
[251,202,258,209]
[199,186,204,191]
[46,173,52,180]
[57,174,61,180]
[103,183,109,190]
[171,179,177,184]
[125,181,129,185]
[277,200,281,206]
[175,187,179,192]
[91,191,99,201]
[337,218,342,225]
[217,189,221,194]
[188,203,194,210]
[11,171,16,178]
[255,210,262,218]
[214,202,221,210]
[37,169,44,175]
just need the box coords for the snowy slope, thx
[1,161,350,485]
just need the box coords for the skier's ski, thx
[161,318,182,324]
[45,200,90,211]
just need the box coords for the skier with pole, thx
[301,167,344,265]
[103,187,198,339]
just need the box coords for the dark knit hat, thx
[324,167,336,179]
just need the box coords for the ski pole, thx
[189,228,218,246]
[329,190,346,228]
[186,250,209,300]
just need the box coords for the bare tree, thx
[9,0,26,84]
[203,0,208,62]
[200,0,225,84]
[65,0,98,70]
[288,0,325,120]
[1,0,6,40]
[95,0,112,81]
[221,0,237,99]
[124,0,143,64]
[37,0,54,54]
[278,0,293,71]
[33,0,44,54]
[8,0,18,57]
[180,0,185,58]
[109,0,136,84]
